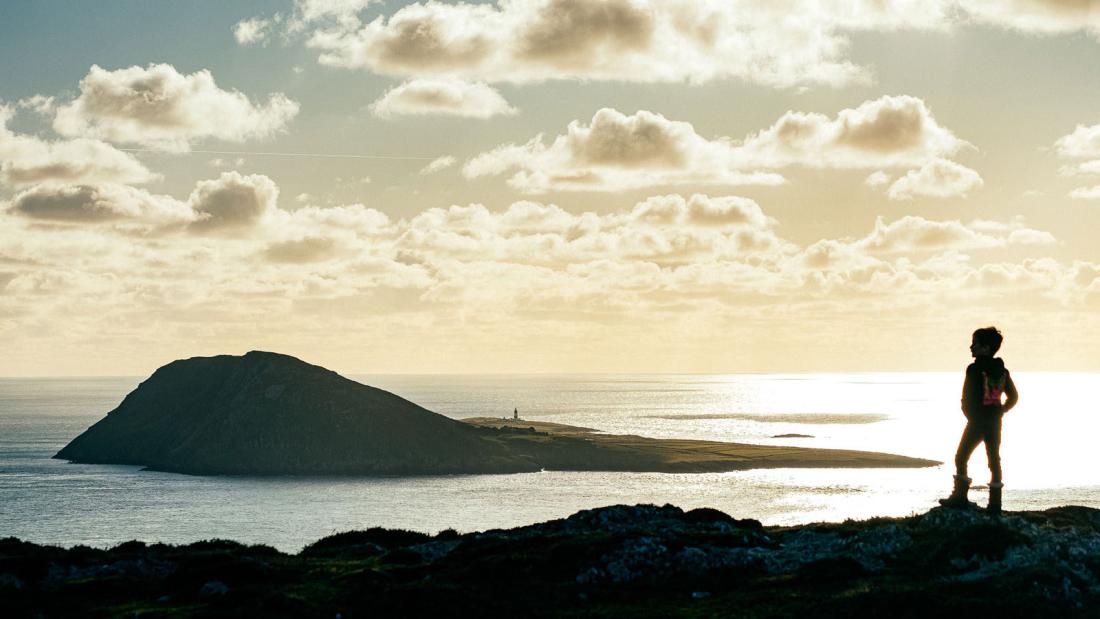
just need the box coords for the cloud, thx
[855,216,1054,253]
[279,202,392,234]
[369,78,517,118]
[885,158,983,200]
[303,0,868,87]
[262,236,340,263]
[958,0,1100,36]
[465,96,965,193]
[17,95,56,116]
[294,0,378,25]
[6,183,192,224]
[52,64,300,151]
[463,107,786,193]
[6,180,1082,377]
[420,155,456,175]
[187,172,279,233]
[1053,122,1100,197]
[398,193,787,267]
[234,17,274,45]
[237,0,1100,96]
[864,171,892,188]
[1070,185,1100,200]
[1055,123,1100,159]
[0,105,157,187]
[209,157,246,169]
[738,95,968,168]
[6,171,280,237]
[628,194,772,229]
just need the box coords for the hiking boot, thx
[938,475,973,509]
[987,482,1003,515]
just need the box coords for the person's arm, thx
[1001,371,1019,414]
[961,365,977,415]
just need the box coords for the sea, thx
[1,373,1097,553]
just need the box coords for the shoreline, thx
[462,417,941,472]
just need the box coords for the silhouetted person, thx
[939,326,1018,514]
[513,407,518,421]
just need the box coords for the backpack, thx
[981,371,1006,406]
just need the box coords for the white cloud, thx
[280,202,391,233]
[958,0,1100,36]
[236,0,1100,96]
[738,95,968,168]
[1059,160,1100,177]
[1055,123,1100,159]
[295,0,378,24]
[465,96,966,193]
[464,107,786,193]
[885,158,983,200]
[864,171,892,188]
[53,64,300,152]
[6,171,280,236]
[398,193,788,267]
[304,0,868,88]
[1054,122,1100,197]
[17,95,56,116]
[369,79,517,118]
[856,216,1053,253]
[262,236,340,263]
[420,155,456,175]
[0,104,157,188]
[187,172,280,234]
[6,183,192,224]
[5,179,1082,376]
[208,157,246,169]
[1070,185,1100,200]
[234,17,273,45]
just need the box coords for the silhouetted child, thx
[940,326,1018,514]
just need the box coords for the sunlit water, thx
[1,373,1097,552]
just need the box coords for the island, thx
[55,351,938,475]
[3,504,1098,617]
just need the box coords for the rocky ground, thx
[4,504,1100,618]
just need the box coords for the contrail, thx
[117,148,440,161]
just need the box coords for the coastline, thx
[462,417,941,472]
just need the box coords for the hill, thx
[54,351,532,475]
[55,351,937,475]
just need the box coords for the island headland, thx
[55,351,938,475]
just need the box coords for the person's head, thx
[970,326,1003,357]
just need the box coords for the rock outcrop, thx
[4,504,1100,617]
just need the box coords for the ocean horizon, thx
[3,372,1097,553]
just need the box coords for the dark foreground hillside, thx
[4,504,1100,618]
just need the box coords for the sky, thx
[3,0,1100,376]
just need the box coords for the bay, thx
[1,372,1095,552]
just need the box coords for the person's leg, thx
[984,416,1003,484]
[985,416,1004,514]
[954,421,983,478]
[941,422,982,507]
